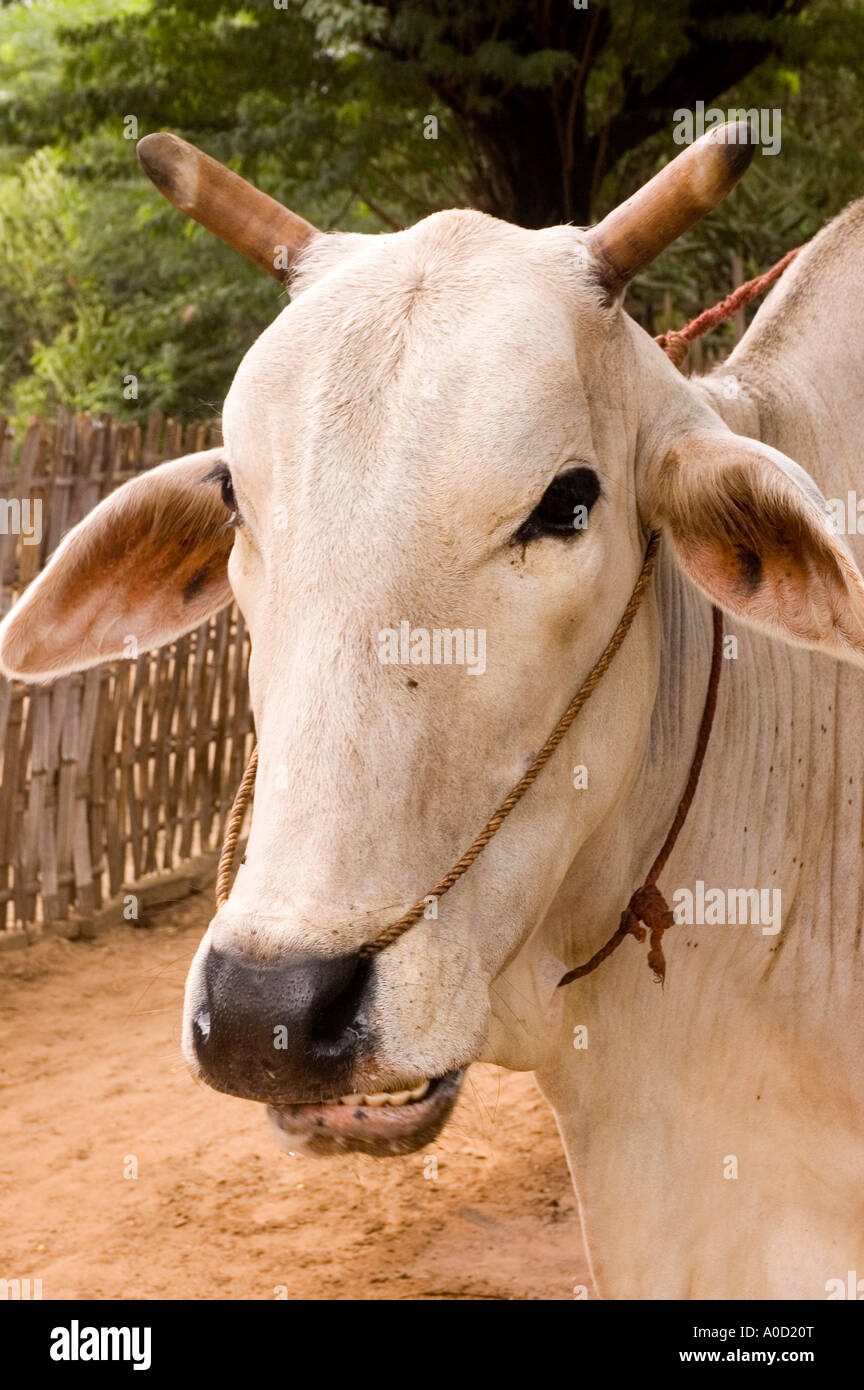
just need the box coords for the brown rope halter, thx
[215,245,802,985]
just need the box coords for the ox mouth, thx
[267,1069,464,1157]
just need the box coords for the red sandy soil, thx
[0,895,591,1300]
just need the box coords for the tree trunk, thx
[471,97,593,227]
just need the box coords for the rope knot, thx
[654,330,689,369]
[624,883,675,984]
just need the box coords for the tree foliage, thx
[1,0,863,425]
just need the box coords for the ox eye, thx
[203,460,242,528]
[514,466,601,543]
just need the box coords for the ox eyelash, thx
[203,460,243,529]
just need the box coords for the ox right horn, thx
[585,121,756,297]
[137,132,318,284]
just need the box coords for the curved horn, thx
[137,132,318,283]
[585,121,756,296]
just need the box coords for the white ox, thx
[3,124,864,1301]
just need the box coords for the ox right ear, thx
[0,449,234,683]
[643,428,864,667]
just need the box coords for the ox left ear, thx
[644,429,864,665]
[0,449,234,682]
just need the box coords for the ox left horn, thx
[585,120,756,297]
[137,132,319,283]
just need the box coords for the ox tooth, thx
[337,1079,432,1107]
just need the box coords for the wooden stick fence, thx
[0,409,253,947]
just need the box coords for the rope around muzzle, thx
[215,243,805,984]
[216,746,259,909]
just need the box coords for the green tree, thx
[9,0,856,227]
[2,0,864,422]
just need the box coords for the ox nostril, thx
[308,955,373,1053]
[193,947,375,1100]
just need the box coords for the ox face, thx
[5,127,864,1158]
[184,213,664,1153]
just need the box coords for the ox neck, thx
[541,542,863,1004]
[532,547,864,1299]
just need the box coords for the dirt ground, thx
[0,894,591,1301]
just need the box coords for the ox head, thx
[4,126,864,1157]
